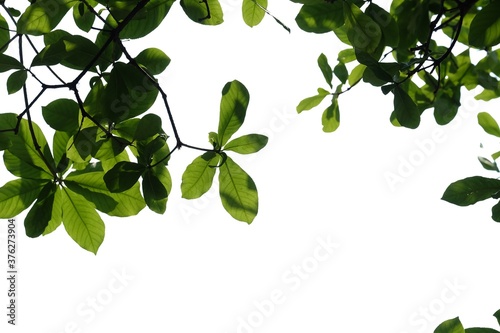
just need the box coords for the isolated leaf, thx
[104,161,146,193]
[6,70,27,95]
[218,80,250,146]
[442,176,500,206]
[295,2,344,33]
[181,152,218,199]
[469,1,500,48]
[297,88,330,113]
[242,0,267,27]
[61,187,105,254]
[478,112,500,137]
[318,53,333,88]
[42,98,80,133]
[434,317,465,333]
[219,156,258,223]
[224,134,268,154]
[0,179,48,218]
[134,48,170,75]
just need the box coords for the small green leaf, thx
[442,176,500,206]
[478,156,499,172]
[61,187,104,254]
[218,80,250,146]
[181,152,218,199]
[365,3,399,48]
[219,156,258,223]
[318,53,333,88]
[224,134,268,154]
[469,1,500,48]
[0,13,10,53]
[478,112,500,137]
[0,179,48,218]
[103,161,147,193]
[242,0,267,27]
[142,165,171,214]
[135,114,162,141]
[494,309,500,326]
[42,98,80,133]
[134,47,171,75]
[434,317,465,333]
[334,62,348,84]
[434,86,461,125]
[0,54,23,73]
[393,85,420,129]
[118,0,174,39]
[297,88,330,113]
[337,48,356,63]
[295,2,344,33]
[73,1,95,32]
[6,69,27,95]
[343,2,382,54]
[348,64,366,86]
[322,94,340,133]
[24,181,56,238]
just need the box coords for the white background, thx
[2,1,500,332]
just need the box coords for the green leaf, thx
[0,132,11,150]
[24,181,56,238]
[242,0,267,27]
[103,161,147,193]
[134,47,170,75]
[393,85,420,129]
[494,309,500,326]
[365,3,399,48]
[3,150,52,180]
[6,70,27,95]
[318,53,333,88]
[135,114,162,141]
[0,54,23,73]
[0,179,48,218]
[180,0,223,25]
[42,98,80,133]
[295,2,344,33]
[103,62,159,123]
[469,1,500,48]
[224,134,268,154]
[434,317,465,333]
[442,176,500,206]
[322,94,340,133]
[61,187,105,254]
[142,165,171,214]
[337,48,356,64]
[219,156,258,223]
[343,2,382,54]
[478,112,500,137]
[17,0,77,36]
[434,85,461,125]
[465,328,500,333]
[72,1,96,32]
[478,156,499,172]
[43,185,63,235]
[218,80,250,146]
[0,13,10,53]
[181,152,218,199]
[334,62,348,84]
[348,64,366,86]
[296,88,330,113]
[65,163,146,217]
[118,0,175,39]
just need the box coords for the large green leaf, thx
[134,48,170,75]
[180,0,223,25]
[181,152,218,199]
[42,98,80,133]
[65,164,146,217]
[17,0,77,35]
[478,112,500,137]
[242,0,267,27]
[295,1,344,33]
[434,318,465,333]
[3,151,52,180]
[61,187,105,254]
[142,165,171,214]
[469,1,500,49]
[118,0,175,39]
[103,62,159,123]
[343,2,382,54]
[0,13,9,53]
[0,178,48,218]
[365,3,399,48]
[442,176,500,206]
[224,134,268,154]
[24,182,56,238]
[393,85,420,129]
[219,156,258,223]
[218,80,250,146]
[103,161,147,193]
